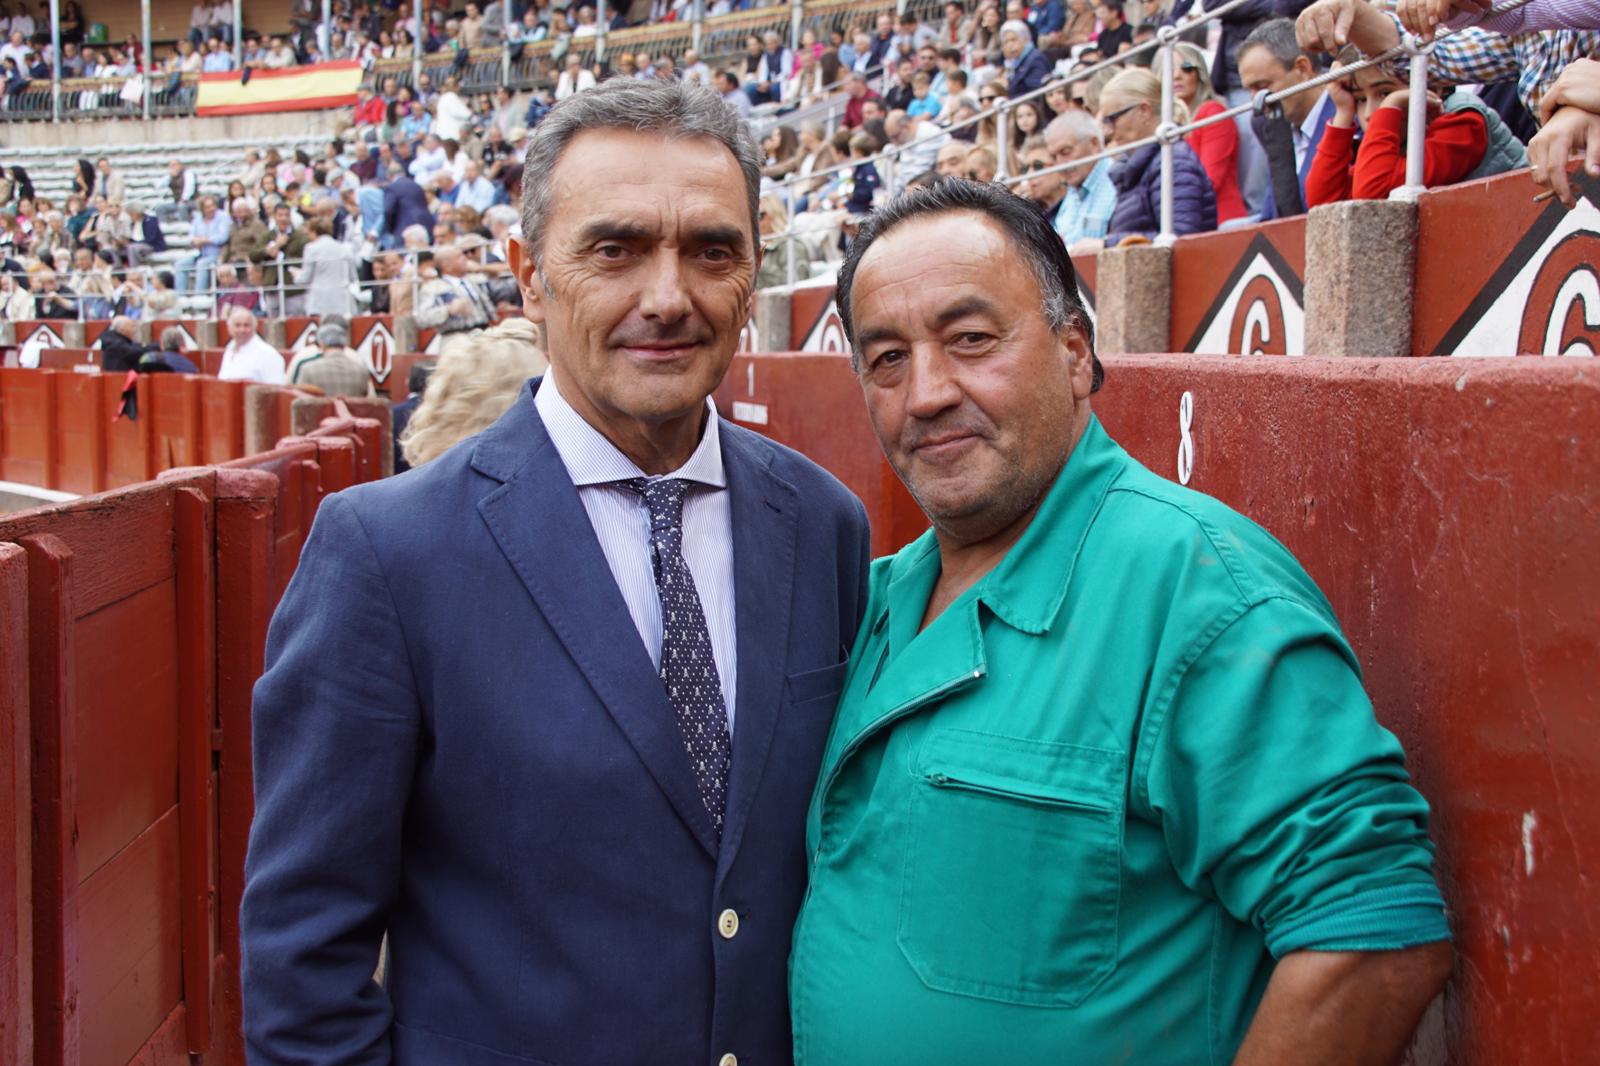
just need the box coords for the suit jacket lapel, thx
[716,424,798,872]
[472,383,721,859]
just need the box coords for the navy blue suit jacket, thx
[242,380,872,1064]
[381,176,433,240]
[1258,93,1336,222]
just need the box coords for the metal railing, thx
[758,0,1538,288]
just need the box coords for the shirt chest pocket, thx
[897,729,1124,1008]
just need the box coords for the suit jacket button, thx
[719,1055,738,1066]
[717,908,740,939]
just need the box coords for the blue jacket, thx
[242,380,872,1065]
[381,175,433,240]
[1105,140,1218,244]
[138,215,167,253]
[1007,46,1053,99]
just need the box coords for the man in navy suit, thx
[1238,18,1337,221]
[242,78,872,1065]
[379,171,433,249]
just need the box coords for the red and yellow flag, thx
[196,60,363,117]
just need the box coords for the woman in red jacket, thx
[1174,42,1248,224]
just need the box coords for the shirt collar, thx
[1297,90,1329,145]
[1066,158,1111,200]
[534,367,725,490]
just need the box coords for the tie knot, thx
[622,476,691,535]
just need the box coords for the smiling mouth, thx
[913,433,980,457]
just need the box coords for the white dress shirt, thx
[219,334,287,384]
[535,370,739,729]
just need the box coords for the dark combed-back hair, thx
[835,178,1103,391]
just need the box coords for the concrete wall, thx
[3,108,342,148]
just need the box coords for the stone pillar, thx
[60,321,86,347]
[1304,200,1418,358]
[243,385,284,454]
[263,318,287,348]
[188,319,218,348]
[1093,245,1171,354]
[753,290,791,353]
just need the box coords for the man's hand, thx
[1233,943,1453,1066]
[1529,104,1600,207]
[1297,0,1398,55]
[1538,57,1600,124]
[1396,0,1491,40]
[447,296,473,316]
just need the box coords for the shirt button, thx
[717,908,739,939]
[719,1056,738,1066]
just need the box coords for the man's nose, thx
[638,249,692,324]
[904,345,964,420]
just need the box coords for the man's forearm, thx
[1233,942,1453,1066]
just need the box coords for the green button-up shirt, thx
[790,416,1449,1065]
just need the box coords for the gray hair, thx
[518,78,761,267]
[1045,109,1101,149]
[483,203,521,229]
[1000,18,1032,42]
[317,321,350,347]
[1239,17,1306,70]
[159,326,187,350]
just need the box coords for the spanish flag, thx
[196,60,363,117]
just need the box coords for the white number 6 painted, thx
[1177,391,1195,486]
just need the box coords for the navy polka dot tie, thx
[623,477,731,838]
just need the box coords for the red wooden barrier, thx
[0,544,31,1066]
[717,352,1600,1066]
[103,374,155,489]
[0,368,59,488]
[198,380,248,466]
[53,372,107,496]
[149,375,203,475]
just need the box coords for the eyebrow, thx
[855,296,1003,351]
[571,219,750,253]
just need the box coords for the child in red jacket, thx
[1306,49,1503,207]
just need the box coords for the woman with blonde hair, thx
[756,193,798,290]
[1174,41,1247,223]
[1072,66,1216,253]
[400,317,548,467]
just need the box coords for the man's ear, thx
[1059,323,1095,401]
[508,234,546,324]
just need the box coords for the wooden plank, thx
[75,809,182,1066]
[52,373,107,497]
[124,1003,189,1066]
[71,580,180,881]
[0,543,33,1066]
[19,532,79,1066]
[148,376,202,475]
[102,374,155,489]
[0,367,59,489]
[0,479,195,619]
[211,469,277,1066]
[172,486,216,1053]
[198,380,248,466]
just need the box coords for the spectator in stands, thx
[940,0,976,49]
[1529,57,1600,208]
[286,319,375,397]
[256,200,309,311]
[0,30,26,68]
[90,199,133,265]
[1306,45,1527,207]
[218,307,286,384]
[757,194,797,289]
[843,72,880,129]
[715,69,753,118]
[32,208,70,261]
[454,158,498,213]
[0,270,32,321]
[1094,0,1134,55]
[177,195,231,296]
[263,36,298,68]
[965,144,999,182]
[73,246,116,318]
[145,270,180,316]
[125,204,166,266]
[101,315,159,373]
[1238,19,1335,221]
[1001,18,1051,99]
[556,52,597,100]
[410,133,449,182]
[793,121,839,202]
[747,30,792,106]
[845,131,884,220]
[1296,0,1599,121]
[32,268,77,319]
[151,327,201,373]
[760,125,804,180]
[414,243,494,334]
[884,58,917,111]
[352,85,386,132]
[93,158,126,203]
[935,140,969,176]
[225,197,268,266]
[389,360,433,473]
[397,315,543,466]
[295,217,361,318]
[887,110,947,189]
[214,263,263,317]
[203,36,234,72]
[1174,41,1248,225]
[1076,67,1216,252]
[435,75,474,142]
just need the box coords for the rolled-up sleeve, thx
[1141,596,1451,958]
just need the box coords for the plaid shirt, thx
[1054,159,1118,245]
[1384,12,1600,113]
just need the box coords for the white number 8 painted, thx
[1177,391,1195,486]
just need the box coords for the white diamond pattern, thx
[623,477,732,837]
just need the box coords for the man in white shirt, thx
[680,48,711,87]
[434,75,474,141]
[555,53,597,99]
[0,31,28,68]
[218,307,287,384]
[455,158,498,213]
[408,134,449,182]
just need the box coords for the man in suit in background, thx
[242,77,872,1065]
[1238,18,1337,221]
[379,168,433,250]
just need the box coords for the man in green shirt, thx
[788,181,1453,1064]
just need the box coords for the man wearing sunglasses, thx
[1016,137,1070,226]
